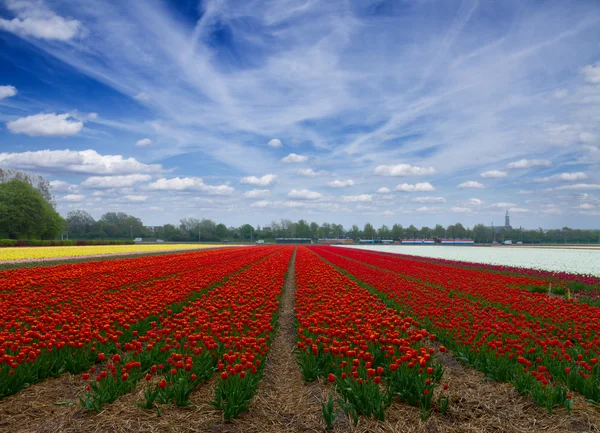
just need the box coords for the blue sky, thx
[1,0,600,228]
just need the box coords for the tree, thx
[350,224,360,240]
[406,224,418,238]
[378,224,391,239]
[390,224,403,240]
[216,223,229,240]
[363,223,375,239]
[0,179,64,239]
[432,224,446,239]
[0,168,55,208]
[296,219,311,238]
[66,210,96,237]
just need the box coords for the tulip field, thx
[1,245,600,432]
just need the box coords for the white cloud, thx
[250,200,270,208]
[298,168,327,177]
[281,153,308,163]
[341,194,372,202]
[579,132,596,144]
[411,196,446,203]
[268,138,282,148]
[374,164,436,176]
[383,210,394,216]
[244,189,270,198]
[327,179,354,188]
[288,189,322,200]
[554,184,600,191]
[7,113,83,136]
[581,61,600,84]
[124,195,148,202]
[488,202,517,209]
[415,206,439,212]
[134,92,152,102]
[467,198,484,206]
[395,182,436,192]
[534,172,588,183]
[480,170,508,178]
[62,194,85,202]
[576,203,595,209]
[518,190,534,194]
[149,206,164,211]
[543,208,563,215]
[457,181,484,189]
[49,180,77,193]
[148,177,234,194]
[81,174,152,188]
[377,187,391,194]
[136,138,152,147]
[240,174,277,186]
[0,85,17,100]
[0,149,161,175]
[0,1,81,41]
[451,207,472,213]
[509,207,531,213]
[506,159,552,169]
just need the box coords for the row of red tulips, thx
[0,246,276,399]
[80,246,293,418]
[310,246,595,413]
[329,247,600,327]
[294,247,447,422]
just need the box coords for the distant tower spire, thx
[505,209,510,228]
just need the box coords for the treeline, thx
[65,213,600,244]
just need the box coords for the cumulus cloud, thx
[288,189,322,200]
[49,180,77,193]
[377,187,391,194]
[411,196,446,203]
[148,177,234,194]
[136,138,152,147]
[509,207,531,213]
[506,159,552,169]
[480,170,508,178]
[244,189,270,198]
[81,174,152,188]
[534,172,588,183]
[467,198,484,206]
[281,153,308,163]
[240,174,277,186]
[250,200,270,208]
[374,164,436,176]
[395,182,436,192]
[488,202,517,209]
[62,194,85,202]
[0,1,81,41]
[7,113,83,136]
[415,206,439,212]
[0,85,17,100]
[298,168,327,177]
[457,181,484,189]
[341,194,372,202]
[576,203,595,209]
[327,179,354,188]
[581,61,600,84]
[0,149,162,175]
[124,195,148,202]
[267,138,282,148]
[451,207,472,213]
[554,184,600,191]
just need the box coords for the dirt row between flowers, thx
[1,249,599,432]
